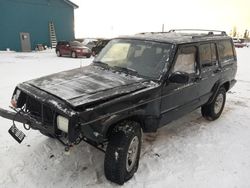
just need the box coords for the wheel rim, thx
[72,52,76,58]
[214,93,224,114]
[57,51,60,57]
[126,136,139,172]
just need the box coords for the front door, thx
[159,45,201,126]
[20,32,31,52]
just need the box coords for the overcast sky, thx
[72,0,250,38]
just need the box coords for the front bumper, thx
[0,107,54,134]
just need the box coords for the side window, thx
[217,40,234,64]
[199,43,218,67]
[199,44,211,66]
[173,46,196,74]
[211,43,217,62]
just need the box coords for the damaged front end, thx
[0,84,83,150]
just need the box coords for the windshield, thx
[94,39,173,79]
[70,41,84,47]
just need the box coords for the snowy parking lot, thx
[0,48,250,188]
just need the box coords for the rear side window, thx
[199,43,218,67]
[217,40,234,63]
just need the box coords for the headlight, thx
[82,49,88,53]
[57,116,69,133]
[11,89,21,108]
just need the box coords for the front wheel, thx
[71,51,77,58]
[104,121,142,185]
[201,87,226,121]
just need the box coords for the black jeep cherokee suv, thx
[0,29,237,185]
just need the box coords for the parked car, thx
[92,39,110,56]
[0,29,237,185]
[85,41,98,50]
[56,41,92,58]
[233,38,248,48]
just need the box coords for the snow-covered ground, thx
[0,49,250,188]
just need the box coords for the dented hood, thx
[26,65,147,108]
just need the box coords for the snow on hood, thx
[26,65,147,108]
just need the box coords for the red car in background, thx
[56,41,92,58]
[233,38,249,48]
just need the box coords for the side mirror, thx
[169,71,189,84]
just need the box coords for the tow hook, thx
[64,143,73,152]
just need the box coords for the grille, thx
[25,96,55,126]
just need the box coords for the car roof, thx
[117,30,232,45]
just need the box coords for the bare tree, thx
[244,29,249,39]
[232,26,237,37]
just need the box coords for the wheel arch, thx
[207,80,230,104]
[103,113,147,140]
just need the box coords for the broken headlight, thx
[11,89,21,108]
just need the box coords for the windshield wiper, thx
[93,61,110,68]
[113,66,138,75]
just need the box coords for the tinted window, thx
[199,43,218,67]
[173,46,196,74]
[211,43,217,62]
[199,44,211,63]
[217,40,234,63]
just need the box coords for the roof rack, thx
[136,31,170,35]
[169,29,227,36]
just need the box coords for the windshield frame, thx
[93,38,175,81]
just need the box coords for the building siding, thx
[0,0,76,51]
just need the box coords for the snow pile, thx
[0,49,250,187]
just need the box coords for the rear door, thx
[217,40,237,83]
[198,43,221,104]
[61,42,70,55]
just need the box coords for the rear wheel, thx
[56,50,61,57]
[104,121,142,185]
[71,51,77,58]
[201,87,226,121]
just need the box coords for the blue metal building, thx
[0,0,78,51]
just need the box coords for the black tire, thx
[104,121,142,185]
[86,54,91,58]
[201,87,226,121]
[39,130,55,138]
[56,50,61,57]
[71,51,77,58]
